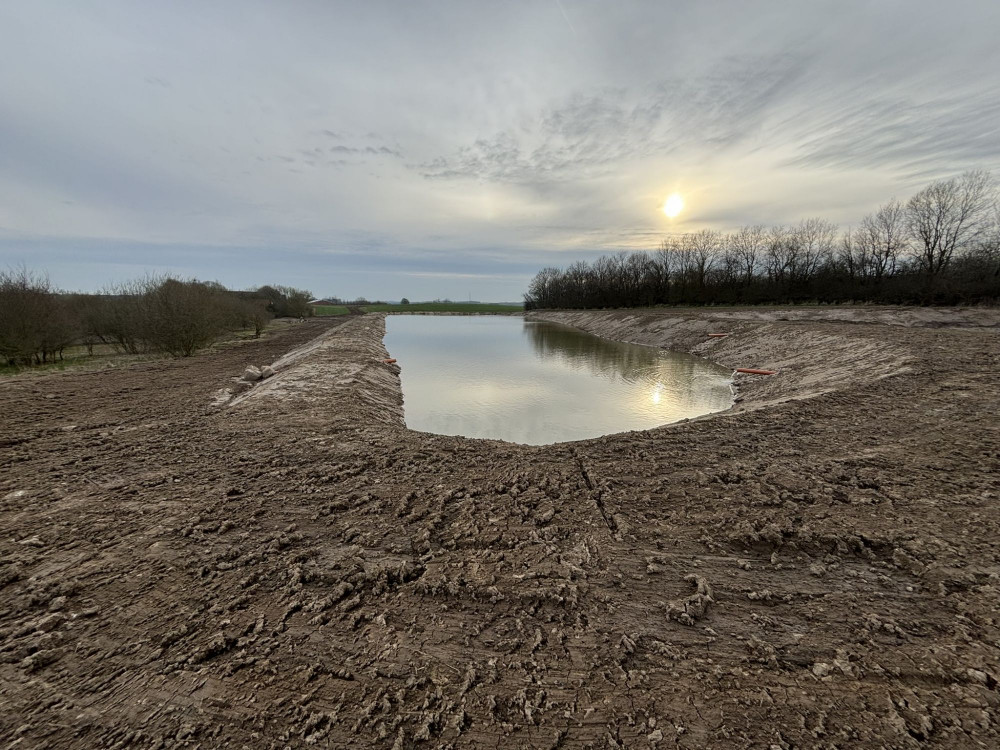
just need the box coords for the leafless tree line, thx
[0,272,313,367]
[525,171,999,309]
[0,268,78,366]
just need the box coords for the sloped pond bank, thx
[1,309,999,748]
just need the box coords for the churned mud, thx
[2,308,999,748]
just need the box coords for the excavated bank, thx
[2,309,999,749]
[527,310,916,411]
[228,315,404,426]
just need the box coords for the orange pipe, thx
[707,333,729,338]
[735,368,776,375]
[383,358,397,364]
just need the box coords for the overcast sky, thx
[1,1,998,301]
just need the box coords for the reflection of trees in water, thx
[524,321,665,383]
[523,321,731,409]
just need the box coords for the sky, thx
[1,1,999,301]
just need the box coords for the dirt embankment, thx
[527,309,921,410]
[227,316,404,426]
[2,309,999,749]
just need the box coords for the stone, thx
[241,366,262,382]
[812,662,832,678]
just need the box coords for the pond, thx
[384,315,733,445]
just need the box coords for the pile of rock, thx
[241,364,275,382]
[224,363,278,398]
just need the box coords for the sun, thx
[662,193,684,218]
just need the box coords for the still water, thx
[384,315,733,445]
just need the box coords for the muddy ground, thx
[1,307,999,749]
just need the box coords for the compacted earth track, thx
[1,308,999,749]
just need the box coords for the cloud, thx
[781,87,1000,178]
[400,271,526,280]
[1,0,999,300]
[417,52,809,185]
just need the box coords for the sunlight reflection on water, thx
[384,315,733,445]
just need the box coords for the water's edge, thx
[385,314,735,444]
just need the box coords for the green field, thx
[361,302,523,314]
[310,305,350,316]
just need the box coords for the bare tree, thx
[790,218,837,285]
[960,200,1000,282]
[257,285,314,318]
[143,278,242,357]
[0,268,75,365]
[764,225,791,285]
[838,228,868,285]
[986,202,1000,270]
[729,225,766,286]
[857,199,906,283]
[564,261,591,307]
[907,169,995,278]
[94,278,152,354]
[624,252,654,305]
[524,267,561,309]
[686,229,722,291]
[223,298,272,339]
[521,172,999,310]
[654,238,676,300]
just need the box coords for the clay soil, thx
[2,308,999,749]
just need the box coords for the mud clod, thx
[666,574,715,626]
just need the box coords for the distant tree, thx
[790,218,837,288]
[857,199,907,285]
[256,285,282,305]
[764,224,791,288]
[729,225,766,287]
[400,297,410,305]
[687,229,722,294]
[86,276,254,357]
[276,286,313,317]
[243,300,272,338]
[256,285,313,317]
[96,278,154,354]
[951,200,1000,296]
[652,240,674,302]
[838,228,867,287]
[0,268,76,365]
[523,170,1000,308]
[907,170,995,281]
[142,278,232,357]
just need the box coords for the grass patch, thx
[311,305,350,316]
[362,302,523,314]
[0,359,80,377]
[0,344,154,377]
[0,322,282,378]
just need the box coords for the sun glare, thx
[662,193,684,218]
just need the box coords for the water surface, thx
[384,315,733,445]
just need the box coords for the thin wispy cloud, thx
[418,54,808,185]
[400,271,526,281]
[553,0,577,38]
